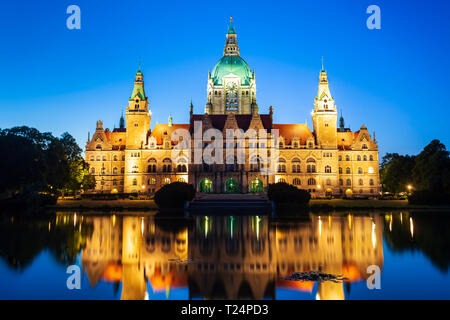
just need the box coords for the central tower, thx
[205,17,257,115]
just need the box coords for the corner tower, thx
[125,68,151,149]
[206,17,256,115]
[312,60,338,148]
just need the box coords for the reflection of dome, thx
[212,56,252,85]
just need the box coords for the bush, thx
[408,190,450,205]
[81,193,138,200]
[154,182,195,209]
[268,182,311,205]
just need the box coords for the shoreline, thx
[49,199,450,213]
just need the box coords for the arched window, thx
[292,158,301,173]
[293,178,301,186]
[113,167,118,174]
[346,155,350,161]
[370,179,374,186]
[346,179,351,186]
[96,156,101,161]
[363,155,367,161]
[102,156,107,161]
[132,178,137,186]
[357,155,361,161]
[91,167,95,174]
[112,179,117,186]
[113,155,118,161]
[132,165,139,173]
[121,167,125,174]
[90,156,94,161]
[163,158,172,172]
[308,178,316,186]
[250,156,262,172]
[277,158,286,173]
[164,178,171,185]
[359,179,363,186]
[147,158,157,173]
[177,158,187,172]
[325,165,332,173]
[101,167,106,175]
[339,179,343,186]
[362,144,368,149]
[338,155,342,161]
[339,167,343,174]
[358,167,363,174]
[96,144,102,150]
[277,178,286,183]
[346,167,351,174]
[122,155,125,161]
[307,158,316,173]
[369,155,374,161]
[293,141,299,148]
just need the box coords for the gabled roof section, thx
[272,124,313,145]
[149,123,189,145]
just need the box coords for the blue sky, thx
[0,0,449,157]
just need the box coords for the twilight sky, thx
[0,0,449,158]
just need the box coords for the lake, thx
[0,211,449,300]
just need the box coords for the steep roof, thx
[190,114,272,132]
[149,123,190,145]
[273,124,313,144]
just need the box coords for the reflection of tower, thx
[188,216,275,299]
[121,217,147,300]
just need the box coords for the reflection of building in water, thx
[81,216,188,300]
[81,214,383,300]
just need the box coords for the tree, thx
[380,153,415,193]
[412,140,450,193]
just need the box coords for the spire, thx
[227,16,236,34]
[130,67,147,101]
[168,114,173,127]
[189,98,194,114]
[224,17,239,56]
[321,56,324,72]
[119,113,125,129]
[339,109,345,132]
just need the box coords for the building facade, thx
[85,19,380,197]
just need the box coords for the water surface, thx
[0,211,449,300]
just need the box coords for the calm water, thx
[0,211,449,300]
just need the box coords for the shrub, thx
[408,190,450,205]
[268,182,311,205]
[154,182,195,209]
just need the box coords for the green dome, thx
[211,56,252,86]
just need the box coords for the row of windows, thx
[339,178,375,186]
[90,155,125,161]
[339,154,374,161]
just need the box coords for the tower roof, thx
[227,16,236,34]
[211,55,252,85]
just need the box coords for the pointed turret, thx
[312,59,338,148]
[339,110,345,132]
[224,16,240,56]
[119,113,125,129]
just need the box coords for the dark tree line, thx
[0,126,95,206]
[380,140,450,204]
[380,140,450,194]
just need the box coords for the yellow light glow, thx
[372,221,377,249]
[410,217,414,238]
[407,185,412,190]
[317,185,321,189]
[318,216,322,236]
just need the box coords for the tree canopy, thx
[0,126,95,200]
[380,140,450,194]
